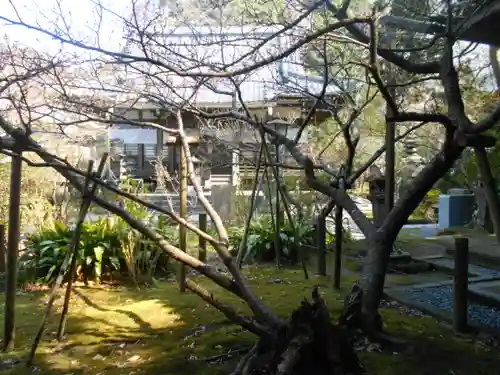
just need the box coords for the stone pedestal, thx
[368,177,386,228]
[367,176,411,261]
[119,154,136,180]
[474,185,494,233]
[154,185,166,194]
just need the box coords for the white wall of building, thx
[108,128,157,144]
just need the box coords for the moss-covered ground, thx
[1,264,499,375]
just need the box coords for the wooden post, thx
[0,224,5,273]
[453,236,469,333]
[263,167,279,265]
[4,148,22,352]
[56,156,108,342]
[385,32,396,216]
[29,158,107,364]
[274,141,281,268]
[235,145,264,268]
[316,216,326,276]
[334,204,343,289]
[178,138,187,292]
[198,213,207,262]
[385,91,395,216]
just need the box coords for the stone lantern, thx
[191,155,203,186]
[368,175,386,228]
[365,165,386,228]
[119,154,136,181]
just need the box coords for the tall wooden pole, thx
[268,109,281,268]
[316,216,326,275]
[453,236,469,333]
[274,139,281,268]
[333,203,344,289]
[0,224,5,273]
[3,148,22,352]
[385,114,395,214]
[178,138,187,292]
[56,156,108,342]
[385,36,396,216]
[28,160,105,364]
[236,145,264,268]
[198,213,207,262]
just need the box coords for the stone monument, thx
[366,165,411,262]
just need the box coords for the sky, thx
[1,0,496,91]
[1,0,136,55]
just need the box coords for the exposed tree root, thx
[339,282,405,346]
[232,287,365,375]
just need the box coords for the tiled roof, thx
[117,25,347,106]
[378,1,500,47]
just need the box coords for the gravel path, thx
[407,284,500,329]
[397,255,500,329]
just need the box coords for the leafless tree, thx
[1,0,500,370]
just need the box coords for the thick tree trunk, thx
[0,224,5,274]
[359,238,389,329]
[341,137,465,338]
[474,146,500,246]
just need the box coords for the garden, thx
[2,266,500,375]
[3,1,500,374]
[16,198,336,289]
[0,180,496,375]
[0,154,494,375]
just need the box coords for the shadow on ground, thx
[1,267,350,375]
[1,265,500,375]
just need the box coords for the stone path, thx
[326,206,500,332]
[420,256,500,278]
[400,241,446,259]
[434,235,500,263]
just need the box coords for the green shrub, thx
[20,201,178,286]
[228,214,338,265]
[412,189,440,221]
[20,219,122,284]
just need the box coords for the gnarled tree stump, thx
[232,287,364,375]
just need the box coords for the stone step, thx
[415,255,500,278]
